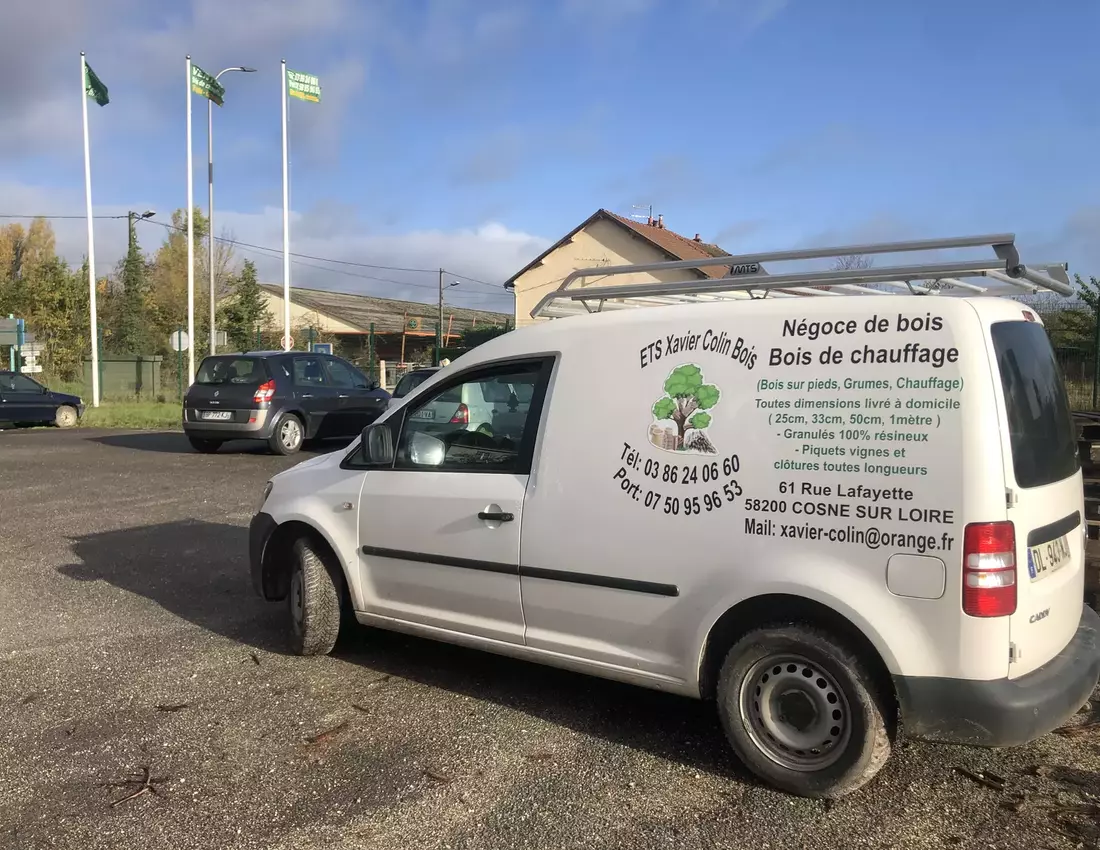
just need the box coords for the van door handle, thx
[478,511,514,522]
[300,393,313,399]
[338,394,349,398]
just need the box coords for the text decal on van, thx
[610,309,963,556]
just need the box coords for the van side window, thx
[394,359,551,475]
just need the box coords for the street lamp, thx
[208,66,257,356]
[126,209,155,252]
[436,271,460,365]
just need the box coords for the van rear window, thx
[990,321,1079,489]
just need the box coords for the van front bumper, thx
[894,604,1100,747]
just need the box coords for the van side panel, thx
[519,298,1010,691]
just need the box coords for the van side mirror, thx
[407,431,445,466]
[361,423,394,465]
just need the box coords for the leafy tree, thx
[1032,274,1100,350]
[221,259,271,352]
[652,364,720,452]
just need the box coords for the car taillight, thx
[962,521,1017,617]
[253,380,276,404]
[449,402,469,424]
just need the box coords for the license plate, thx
[1027,534,1071,582]
[200,410,233,421]
[410,409,435,421]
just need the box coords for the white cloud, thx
[0,180,545,314]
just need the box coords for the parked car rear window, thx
[393,369,436,398]
[991,320,1079,488]
[196,357,268,386]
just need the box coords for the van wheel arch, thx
[698,594,896,721]
[261,521,351,613]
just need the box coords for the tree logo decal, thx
[649,363,720,454]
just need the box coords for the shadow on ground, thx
[58,520,285,652]
[88,432,346,455]
[55,519,741,781]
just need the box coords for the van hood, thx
[274,450,340,479]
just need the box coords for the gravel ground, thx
[1,429,1098,850]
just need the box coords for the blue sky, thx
[2,0,1097,315]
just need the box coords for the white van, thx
[250,235,1100,798]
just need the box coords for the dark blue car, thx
[0,371,85,428]
[182,351,391,455]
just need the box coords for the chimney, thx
[657,214,664,229]
[693,233,701,242]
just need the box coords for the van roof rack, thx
[529,233,1073,319]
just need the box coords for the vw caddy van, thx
[250,235,1100,798]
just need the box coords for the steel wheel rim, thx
[739,653,852,772]
[280,418,301,449]
[58,409,76,426]
[290,569,304,634]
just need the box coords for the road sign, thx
[21,364,42,374]
[310,342,333,355]
[21,333,35,344]
[19,342,43,355]
[0,317,24,346]
[170,330,190,352]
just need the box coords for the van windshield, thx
[991,320,1079,489]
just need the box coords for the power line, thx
[185,226,512,309]
[0,212,508,292]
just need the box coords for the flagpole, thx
[80,52,100,409]
[186,55,196,384]
[281,58,291,351]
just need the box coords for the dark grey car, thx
[182,351,391,455]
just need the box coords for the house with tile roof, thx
[504,209,734,327]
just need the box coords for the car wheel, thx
[188,436,222,453]
[287,536,342,656]
[716,624,892,799]
[269,413,304,455]
[54,405,79,428]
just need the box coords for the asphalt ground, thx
[1,428,1098,850]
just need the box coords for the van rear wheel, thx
[716,624,891,799]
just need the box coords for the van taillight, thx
[962,521,1017,617]
[253,380,276,404]
[450,403,469,424]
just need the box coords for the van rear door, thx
[989,319,1085,678]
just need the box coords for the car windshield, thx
[195,357,268,386]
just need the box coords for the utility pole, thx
[437,268,444,365]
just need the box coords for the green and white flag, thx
[84,61,109,106]
[190,64,225,106]
[287,69,321,103]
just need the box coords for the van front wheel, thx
[716,624,891,799]
[287,536,342,656]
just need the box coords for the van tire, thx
[715,624,891,799]
[287,536,342,656]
